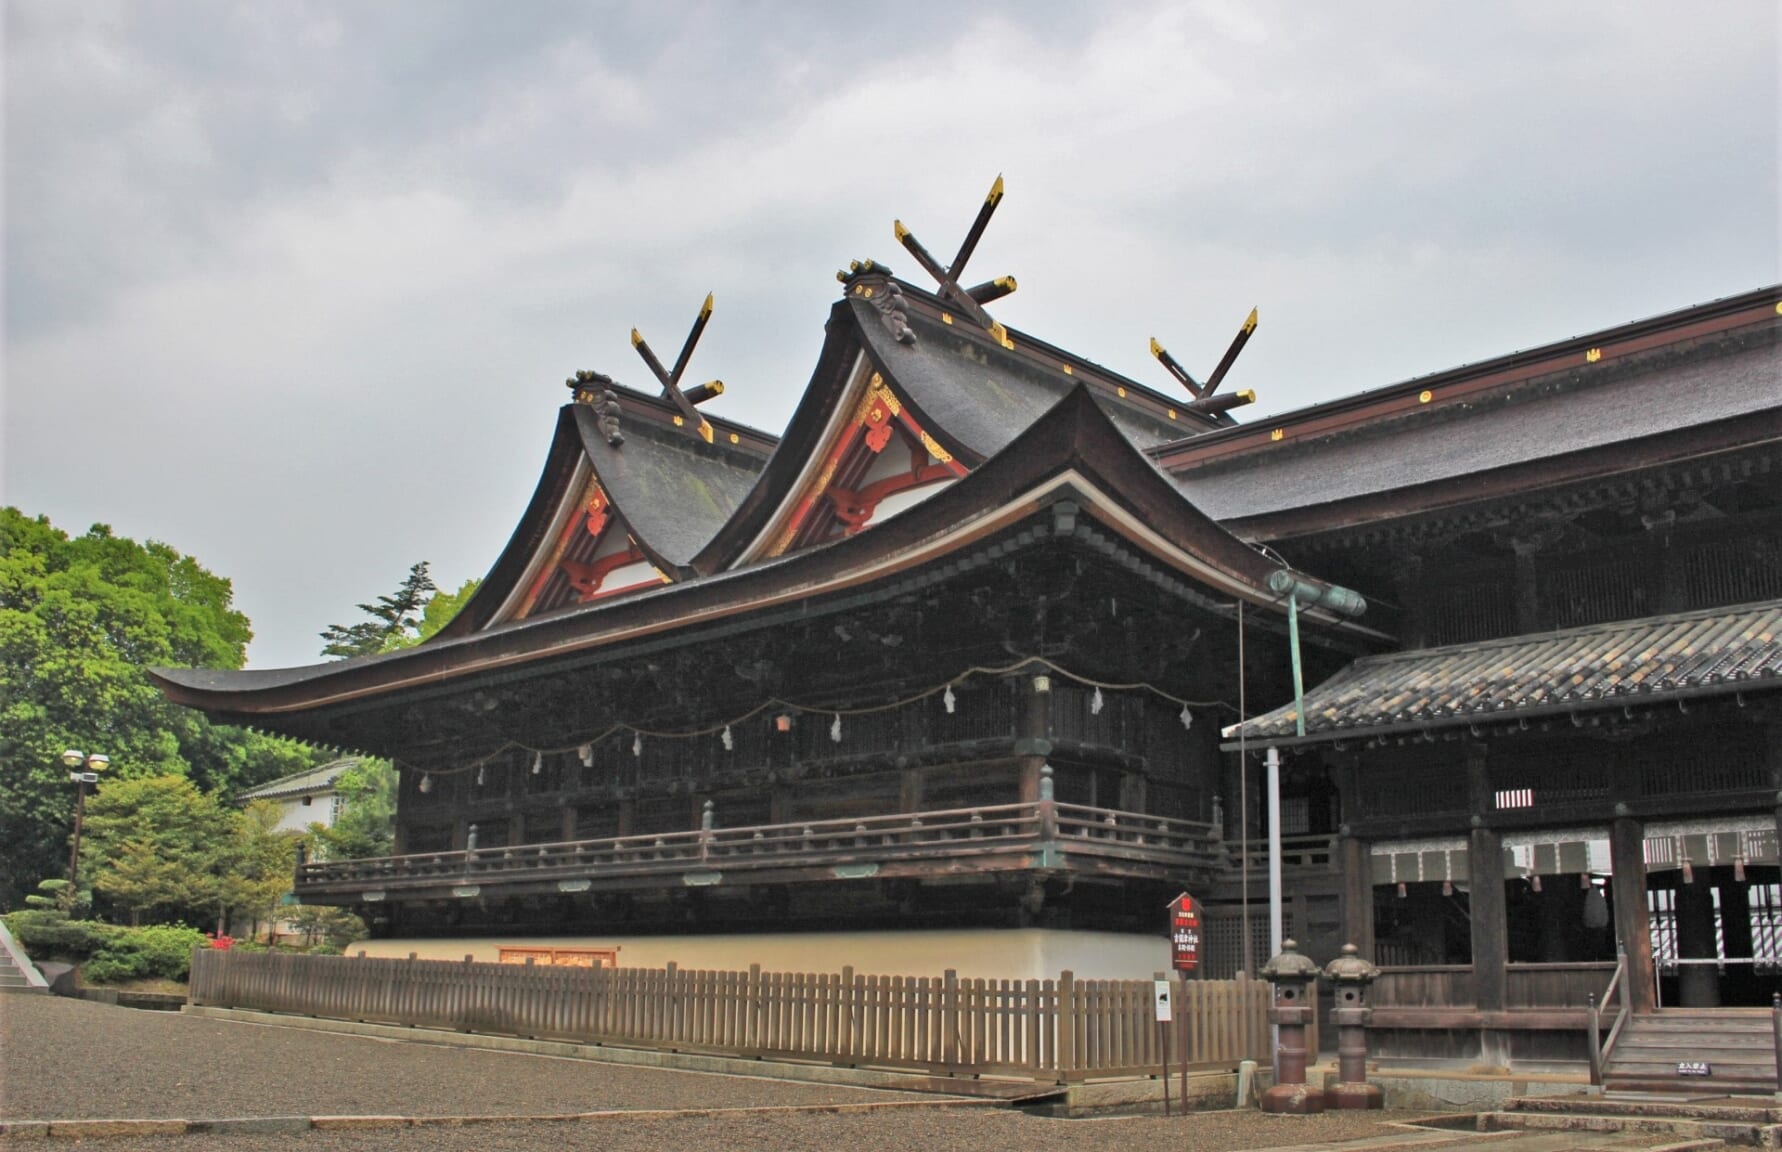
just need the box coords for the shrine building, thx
[155,185,1782,1077]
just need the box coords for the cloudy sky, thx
[5,2,1777,671]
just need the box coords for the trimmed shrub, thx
[84,924,209,984]
[3,909,112,960]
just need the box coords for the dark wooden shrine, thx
[157,182,1782,1076]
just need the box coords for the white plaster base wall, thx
[353,928,1171,981]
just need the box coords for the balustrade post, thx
[1038,765,1058,843]
[1586,992,1603,1088]
[700,800,714,863]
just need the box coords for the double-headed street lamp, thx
[61,749,109,899]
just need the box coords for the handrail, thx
[1588,949,1628,1089]
[296,800,1227,892]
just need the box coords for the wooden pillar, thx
[1609,816,1656,1013]
[1118,772,1147,814]
[561,804,579,842]
[768,788,791,825]
[899,767,923,814]
[1675,872,1721,1008]
[1469,826,1507,1014]
[1340,834,1375,962]
[616,797,635,837]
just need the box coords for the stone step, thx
[1478,1107,1771,1145]
[1505,1095,1782,1123]
[1620,1033,1775,1048]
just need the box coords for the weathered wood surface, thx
[296,801,1225,898]
[188,951,1269,1083]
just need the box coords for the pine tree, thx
[319,562,438,659]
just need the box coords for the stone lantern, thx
[1322,943,1382,1109]
[1259,939,1323,1114]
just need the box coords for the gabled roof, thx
[1161,287,1782,537]
[691,269,1209,572]
[152,385,1381,734]
[438,383,774,636]
[1223,598,1782,749]
[236,757,361,803]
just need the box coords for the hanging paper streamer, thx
[632,732,643,758]
[943,684,956,714]
[531,751,543,775]
[1179,705,1193,730]
[475,765,485,786]
[419,773,433,794]
[720,724,734,751]
[1091,686,1104,715]
[830,713,843,743]
[577,744,593,767]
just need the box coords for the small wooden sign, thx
[1154,979,1174,1022]
[1168,892,1202,972]
[1677,1061,1712,1077]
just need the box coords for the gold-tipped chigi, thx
[630,292,728,444]
[1152,307,1262,414]
[893,175,1016,348]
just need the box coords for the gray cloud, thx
[5,1,1776,671]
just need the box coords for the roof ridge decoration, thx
[1149,308,1260,423]
[629,292,727,444]
[889,174,1019,350]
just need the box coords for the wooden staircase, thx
[1603,1008,1777,1095]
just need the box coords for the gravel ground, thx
[0,1111,1453,1152]
[0,996,920,1121]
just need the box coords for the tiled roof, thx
[237,757,360,803]
[1225,600,1782,746]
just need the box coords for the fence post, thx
[1056,969,1076,1084]
[749,963,763,1051]
[942,969,960,1072]
[1586,992,1603,1088]
[841,966,856,1064]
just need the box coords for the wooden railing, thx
[187,951,1270,1083]
[1507,962,1617,1008]
[1374,963,1618,1012]
[1586,951,1627,1088]
[1223,834,1339,877]
[1372,965,1476,1009]
[297,801,1225,895]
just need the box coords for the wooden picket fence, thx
[188,950,1271,1082]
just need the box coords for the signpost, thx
[1154,979,1174,1115]
[1169,892,1202,972]
[1161,893,1202,1114]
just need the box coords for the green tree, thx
[320,562,437,658]
[411,577,480,645]
[216,800,298,940]
[82,775,230,925]
[0,509,325,908]
[308,759,397,860]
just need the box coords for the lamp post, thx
[61,749,109,903]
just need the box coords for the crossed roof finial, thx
[631,293,726,444]
[1149,309,1260,418]
[893,175,1019,349]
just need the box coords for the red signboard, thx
[1168,892,1201,972]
